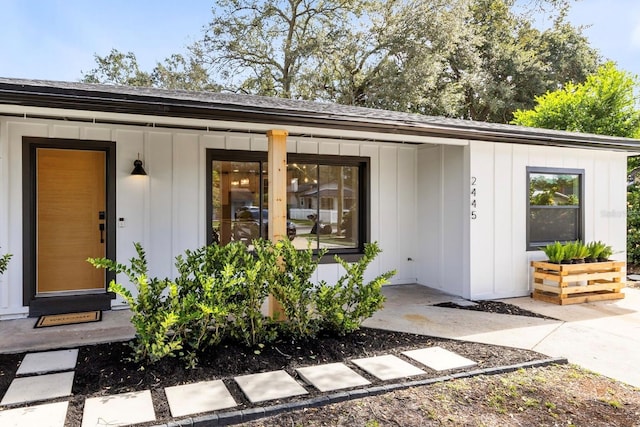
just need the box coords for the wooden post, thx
[267,129,288,318]
[267,130,288,242]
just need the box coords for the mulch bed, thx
[0,327,547,426]
[433,300,558,320]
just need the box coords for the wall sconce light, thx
[131,154,147,176]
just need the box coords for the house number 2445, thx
[471,176,477,220]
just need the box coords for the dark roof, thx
[0,77,638,151]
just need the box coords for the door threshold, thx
[28,292,115,317]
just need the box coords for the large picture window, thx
[206,149,368,256]
[527,167,584,250]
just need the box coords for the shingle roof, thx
[0,77,639,151]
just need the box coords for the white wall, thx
[416,145,468,297]
[467,140,628,300]
[0,116,419,318]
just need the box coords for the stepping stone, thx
[352,354,426,381]
[402,347,477,372]
[165,380,237,417]
[627,274,640,281]
[82,390,155,427]
[1,372,74,406]
[16,349,78,376]
[296,363,370,392]
[235,370,308,403]
[0,401,68,427]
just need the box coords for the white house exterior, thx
[0,78,636,319]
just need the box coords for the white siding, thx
[0,117,419,318]
[467,141,628,300]
[416,145,467,297]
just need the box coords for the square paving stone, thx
[402,347,477,371]
[1,371,74,406]
[16,349,78,376]
[235,370,308,403]
[82,390,155,427]
[351,355,426,381]
[0,401,69,427]
[165,380,237,417]
[296,363,370,392]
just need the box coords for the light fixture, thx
[131,153,147,176]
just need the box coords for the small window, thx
[527,167,584,250]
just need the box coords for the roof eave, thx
[1,83,639,152]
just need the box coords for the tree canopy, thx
[82,0,601,123]
[511,61,640,138]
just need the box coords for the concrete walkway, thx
[364,284,640,388]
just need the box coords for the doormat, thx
[35,311,102,328]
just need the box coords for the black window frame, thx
[526,166,584,251]
[206,149,370,260]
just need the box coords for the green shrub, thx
[90,239,393,366]
[0,249,11,276]
[315,242,396,335]
[262,240,327,339]
[228,239,277,348]
[89,243,183,363]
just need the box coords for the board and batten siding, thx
[416,144,468,297]
[0,116,418,318]
[467,140,628,300]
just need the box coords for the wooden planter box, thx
[531,260,625,305]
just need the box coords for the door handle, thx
[99,223,105,243]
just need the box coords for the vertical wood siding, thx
[0,118,418,317]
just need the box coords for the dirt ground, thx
[246,364,640,427]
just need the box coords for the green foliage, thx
[512,62,640,138]
[542,241,564,263]
[542,240,613,264]
[82,48,218,91]
[90,239,393,366]
[88,243,183,364]
[586,241,607,260]
[262,240,328,339]
[599,244,613,261]
[228,240,277,348]
[315,242,396,335]
[0,248,12,276]
[82,1,598,124]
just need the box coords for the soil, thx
[1,306,638,426]
[433,300,558,320]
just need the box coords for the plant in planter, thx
[586,241,606,262]
[572,241,590,264]
[562,241,578,264]
[598,244,614,262]
[542,241,565,264]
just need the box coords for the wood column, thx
[267,129,288,318]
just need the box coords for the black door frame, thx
[22,137,117,316]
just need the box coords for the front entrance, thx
[23,139,116,316]
[37,149,106,294]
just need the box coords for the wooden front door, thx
[36,148,106,294]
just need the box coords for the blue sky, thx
[0,0,638,82]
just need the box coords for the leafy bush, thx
[316,242,396,335]
[90,239,394,366]
[0,248,11,276]
[89,243,183,363]
[261,240,327,339]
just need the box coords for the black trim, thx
[526,166,585,251]
[22,137,117,315]
[1,80,639,151]
[206,149,370,257]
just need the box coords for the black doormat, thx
[34,311,102,328]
